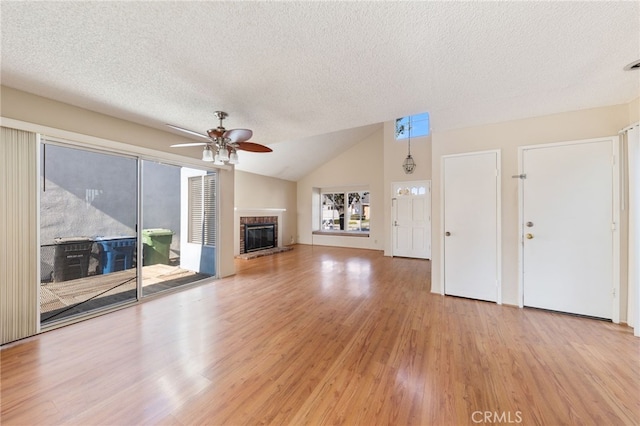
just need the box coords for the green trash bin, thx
[142,229,173,266]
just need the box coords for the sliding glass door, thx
[40,142,138,324]
[39,141,218,325]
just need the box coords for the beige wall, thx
[217,167,236,277]
[1,86,237,279]
[2,86,185,155]
[431,103,630,308]
[234,170,297,254]
[629,97,640,125]
[297,129,384,250]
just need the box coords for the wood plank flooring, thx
[1,245,639,425]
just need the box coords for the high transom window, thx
[395,112,430,140]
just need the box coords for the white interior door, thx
[522,139,615,319]
[443,151,500,302]
[392,181,431,259]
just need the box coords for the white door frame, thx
[517,137,620,323]
[440,149,502,304]
[625,123,640,336]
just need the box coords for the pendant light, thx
[403,131,416,174]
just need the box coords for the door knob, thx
[526,221,534,227]
[525,233,534,239]
[445,231,451,237]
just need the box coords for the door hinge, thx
[613,288,616,297]
[612,156,616,166]
[612,222,616,231]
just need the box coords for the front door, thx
[442,151,500,302]
[392,181,431,259]
[521,139,616,319]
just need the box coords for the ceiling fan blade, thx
[235,142,272,153]
[170,142,208,147]
[224,128,253,143]
[166,124,210,140]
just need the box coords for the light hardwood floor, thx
[1,245,639,425]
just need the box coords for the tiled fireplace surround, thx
[239,216,278,254]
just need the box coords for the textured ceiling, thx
[1,1,639,181]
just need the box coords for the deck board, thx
[40,264,208,315]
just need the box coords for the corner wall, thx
[234,170,297,255]
[297,129,384,250]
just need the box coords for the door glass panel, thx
[40,143,137,324]
[141,162,215,296]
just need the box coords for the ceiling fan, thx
[168,111,272,165]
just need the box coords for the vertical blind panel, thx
[1,127,39,344]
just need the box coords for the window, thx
[395,112,430,140]
[321,190,370,232]
[188,174,217,245]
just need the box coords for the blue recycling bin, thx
[95,237,136,274]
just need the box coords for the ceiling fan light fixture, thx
[202,145,214,162]
[219,146,230,162]
[213,152,224,165]
[168,111,271,164]
[228,150,239,165]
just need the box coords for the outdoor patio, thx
[40,264,210,322]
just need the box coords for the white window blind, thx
[188,174,217,245]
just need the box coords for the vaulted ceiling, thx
[2,2,638,181]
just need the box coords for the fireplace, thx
[244,223,276,252]
[239,215,279,254]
